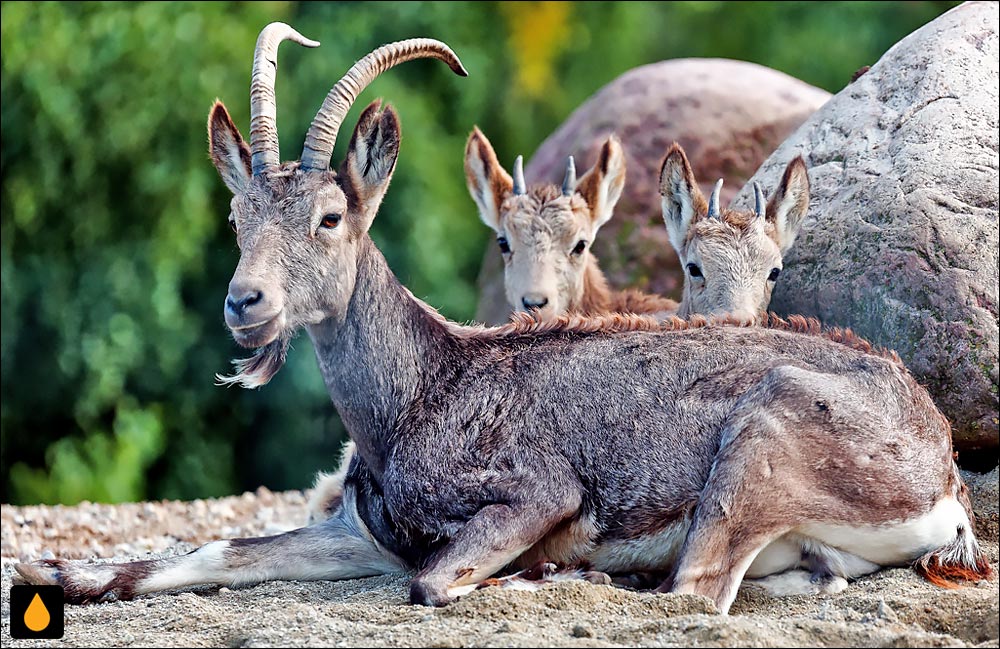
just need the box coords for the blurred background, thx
[1,1,960,505]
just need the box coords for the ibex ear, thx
[575,135,626,234]
[464,127,513,233]
[340,101,401,235]
[208,100,252,195]
[659,143,706,255]
[766,156,809,253]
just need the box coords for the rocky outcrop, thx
[734,2,999,453]
[476,58,830,324]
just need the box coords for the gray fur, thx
[17,39,987,616]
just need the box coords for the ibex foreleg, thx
[15,491,406,604]
[409,493,581,607]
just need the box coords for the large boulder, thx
[475,58,831,324]
[734,1,999,453]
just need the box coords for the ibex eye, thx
[228,218,237,234]
[687,263,703,279]
[497,237,511,254]
[321,213,342,229]
[572,240,587,255]
[768,268,781,282]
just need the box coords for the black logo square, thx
[9,585,64,639]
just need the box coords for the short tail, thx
[912,525,992,588]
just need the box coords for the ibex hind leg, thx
[305,440,357,525]
[663,398,814,613]
[14,489,405,604]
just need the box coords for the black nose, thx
[226,289,263,318]
[522,296,549,310]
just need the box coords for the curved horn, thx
[707,179,724,219]
[753,181,766,219]
[249,23,320,175]
[301,38,468,171]
[561,156,576,196]
[512,155,526,195]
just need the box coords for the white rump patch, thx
[798,497,968,567]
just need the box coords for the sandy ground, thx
[1,469,997,648]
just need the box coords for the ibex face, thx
[212,103,398,351]
[205,24,466,383]
[466,129,626,318]
[659,143,809,322]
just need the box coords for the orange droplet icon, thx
[24,592,51,632]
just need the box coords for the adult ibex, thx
[15,23,990,615]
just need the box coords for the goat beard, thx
[215,336,290,389]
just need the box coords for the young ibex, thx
[465,128,678,319]
[16,23,990,615]
[464,130,808,325]
[659,143,809,322]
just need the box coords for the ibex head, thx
[465,128,626,319]
[208,23,466,386]
[659,143,809,322]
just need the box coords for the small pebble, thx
[571,624,594,638]
[876,599,898,624]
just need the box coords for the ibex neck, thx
[676,280,694,319]
[576,253,612,315]
[306,237,454,479]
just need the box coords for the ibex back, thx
[15,23,989,615]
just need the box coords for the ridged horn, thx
[300,38,468,171]
[753,181,766,219]
[249,23,320,175]
[707,179,724,219]
[561,156,576,196]
[512,156,526,195]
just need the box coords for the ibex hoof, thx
[13,561,62,587]
[409,579,452,607]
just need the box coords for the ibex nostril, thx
[227,290,264,316]
[522,296,549,310]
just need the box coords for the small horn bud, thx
[707,179,723,218]
[561,156,576,196]
[512,155,526,196]
[753,182,766,219]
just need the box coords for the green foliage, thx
[1,1,958,504]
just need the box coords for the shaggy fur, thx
[16,44,989,616]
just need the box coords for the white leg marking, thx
[747,570,848,597]
[446,583,479,598]
[746,535,803,578]
[139,541,229,592]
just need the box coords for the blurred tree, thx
[1,1,959,504]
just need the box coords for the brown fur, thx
[464,126,514,223]
[575,138,623,216]
[913,530,993,588]
[576,256,679,316]
[207,101,252,193]
[438,298,904,366]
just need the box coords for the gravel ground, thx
[1,469,997,648]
